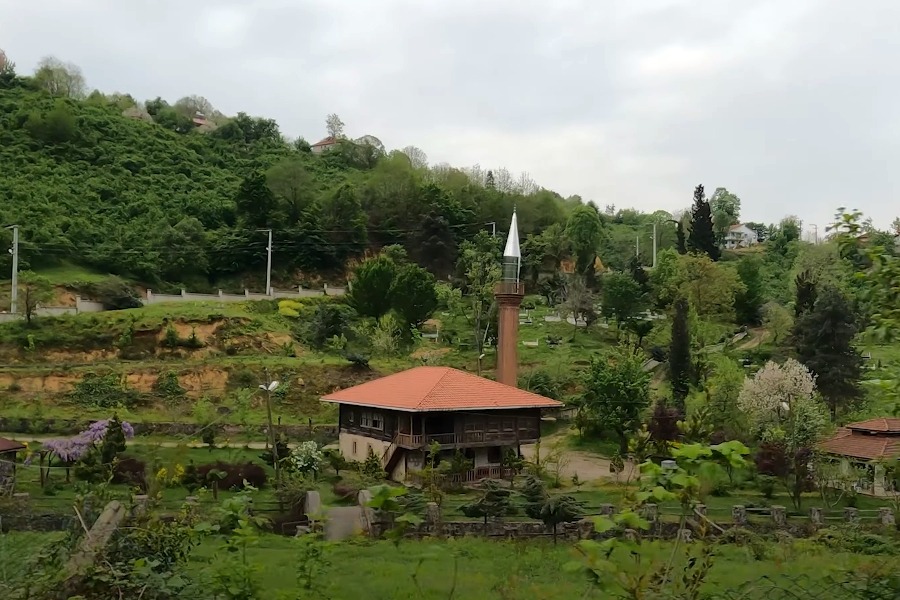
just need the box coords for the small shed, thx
[0,437,26,495]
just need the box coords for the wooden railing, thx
[395,430,539,448]
[408,465,513,485]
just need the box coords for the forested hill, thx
[0,69,686,292]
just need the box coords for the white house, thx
[724,224,759,249]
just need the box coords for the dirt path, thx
[519,431,637,483]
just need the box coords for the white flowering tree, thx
[287,441,324,479]
[737,359,818,434]
[738,359,830,508]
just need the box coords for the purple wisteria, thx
[42,419,134,464]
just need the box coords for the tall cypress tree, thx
[687,184,720,261]
[735,256,764,325]
[794,286,863,418]
[669,296,692,410]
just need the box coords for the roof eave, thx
[320,397,562,412]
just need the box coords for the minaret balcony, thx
[494,282,525,296]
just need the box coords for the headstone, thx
[732,505,747,526]
[878,507,894,526]
[677,528,692,543]
[425,502,441,526]
[305,490,322,520]
[843,507,859,523]
[132,495,150,517]
[771,505,786,527]
[624,528,638,542]
[185,496,199,504]
[64,501,127,582]
[643,503,658,522]
[600,503,616,516]
[809,507,824,526]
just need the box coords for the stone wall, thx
[0,416,338,442]
[144,286,346,305]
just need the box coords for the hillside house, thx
[724,224,759,249]
[311,136,339,153]
[0,437,25,494]
[818,417,900,496]
[321,366,562,482]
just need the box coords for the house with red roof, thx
[818,417,900,496]
[322,211,563,481]
[310,135,339,154]
[321,366,562,481]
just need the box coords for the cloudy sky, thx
[2,0,898,231]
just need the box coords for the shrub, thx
[153,371,185,401]
[70,372,140,409]
[305,304,357,349]
[79,276,143,310]
[228,367,257,390]
[113,456,148,489]
[196,461,267,490]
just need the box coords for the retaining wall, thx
[144,286,346,304]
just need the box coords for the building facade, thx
[724,224,760,249]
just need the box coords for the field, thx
[0,531,893,599]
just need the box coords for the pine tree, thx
[669,296,692,410]
[794,286,863,418]
[687,184,720,261]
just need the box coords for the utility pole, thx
[6,225,17,315]
[260,368,281,486]
[652,222,658,269]
[811,224,819,245]
[262,229,273,296]
[486,222,497,237]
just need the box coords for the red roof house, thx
[310,135,339,154]
[322,366,562,481]
[818,418,900,496]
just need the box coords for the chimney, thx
[494,209,525,387]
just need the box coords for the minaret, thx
[494,210,525,387]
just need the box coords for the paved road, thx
[519,433,637,483]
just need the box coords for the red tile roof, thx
[0,438,25,453]
[846,417,900,433]
[311,136,338,147]
[320,366,563,412]
[818,428,900,461]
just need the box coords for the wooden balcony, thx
[408,465,514,485]
[395,429,539,449]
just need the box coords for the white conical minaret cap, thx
[503,210,521,258]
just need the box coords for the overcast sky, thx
[2,0,898,231]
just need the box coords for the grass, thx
[35,262,111,285]
[1,531,890,598]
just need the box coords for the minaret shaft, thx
[495,210,524,387]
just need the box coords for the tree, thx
[709,187,741,244]
[0,48,15,85]
[173,95,218,120]
[676,253,744,319]
[266,158,314,222]
[563,275,596,334]
[793,270,818,318]
[738,359,828,509]
[522,476,583,543]
[734,256,764,325]
[348,254,397,319]
[566,204,604,280]
[322,184,367,263]
[737,359,818,433]
[649,248,680,308]
[761,302,793,346]
[687,184,719,260]
[669,297,691,409]
[18,271,54,324]
[581,348,652,454]
[326,113,345,138]
[460,480,516,534]
[401,145,428,169]
[455,231,501,353]
[235,172,278,229]
[33,56,86,98]
[390,263,437,329]
[794,286,863,418]
[601,272,645,334]
[626,319,654,349]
